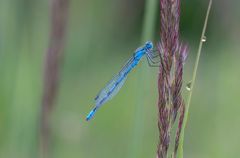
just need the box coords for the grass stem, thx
[128,0,158,157]
[40,0,69,157]
[177,1,212,157]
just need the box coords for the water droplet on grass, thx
[202,36,207,42]
[186,81,192,91]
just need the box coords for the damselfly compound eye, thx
[145,41,153,50]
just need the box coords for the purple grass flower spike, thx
[157,0,189,157]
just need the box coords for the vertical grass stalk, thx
[141,0,158,42]
[157,0,186,157]
[40,0,69,157]
[129,0,158,157]
[177,1,212,157]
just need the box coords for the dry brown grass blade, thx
[40,0,69,157]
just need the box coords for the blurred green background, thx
[0,0,240,158]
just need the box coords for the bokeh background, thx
[0,0,239,158]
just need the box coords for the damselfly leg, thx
[146,55,160,67]
[146,50,161,67]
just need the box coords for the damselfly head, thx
[145,41,153,50]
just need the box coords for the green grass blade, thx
[128,0,158,157]
[177,1,212,158]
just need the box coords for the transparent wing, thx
[94,56,134,103]
[86,76,127,121]
[86,56,136,121]
[96,76,127,106]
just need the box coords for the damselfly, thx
[86,41,160,121]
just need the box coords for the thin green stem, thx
[141,0,158,42]
[128,0,158,157]
[177,1,212,158]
